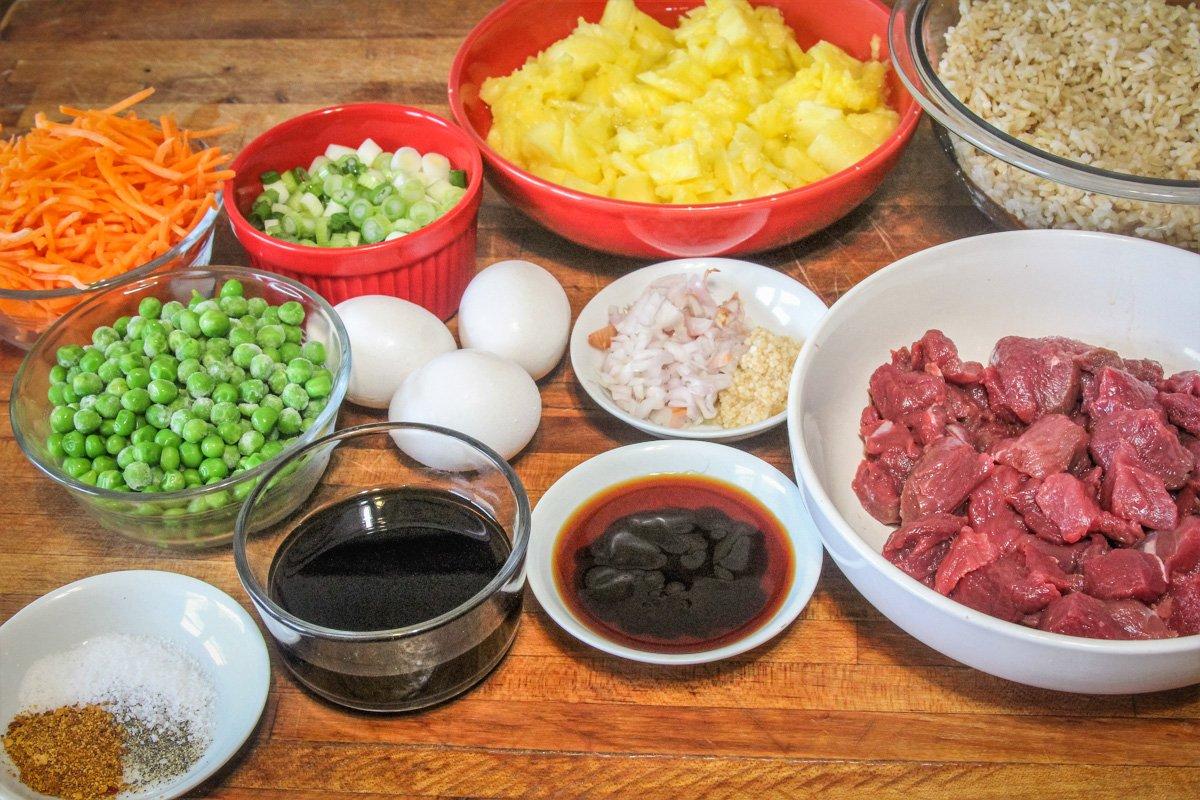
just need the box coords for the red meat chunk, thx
[1153,516,1200,577]
[1019,536,1084,592]
[968,465,1029,536]
[1091,510,1147,547]
[1120,359,1165,385]
[1038,593,1170,640]
[1160,370,1200,396]
[1161,572,1200,635]
[1083,367,1160,420]
[985,336,1086,424]
[1081,549,1168,601]
[899,436,994,523]
[882,513,965,585]
[868,363,946,423]
[863,419,921,480]
[1090,407,1194,490]
[950,552,1061,622]
[853,459,901,525]
[911,329,985,385]
[1026,533,1107,574]
[1035,473,1100,543]
[991,414,1089,480]
[1102,444,1179,532]
[933,525,1023,596]
[1159,391,1200,436]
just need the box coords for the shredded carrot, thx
[0,86,234,324]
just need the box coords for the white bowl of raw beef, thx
[788,229,1200,694]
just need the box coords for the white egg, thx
[458,259,570,380]
[331,295,456,409]
[388,349,541,470]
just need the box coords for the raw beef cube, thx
[1102,443,1179,532]
[1151,516,1200,577]
[1161,572,1200,635]
[869,363,946,423]
[945,385,988,429]
[985,336,1085,424]
[1019,537,1084,592]
[911,329,984,385]
[1090,407,1194,490]
[1159,391,1200,436]
[853,459,901,525]
[860,404,884,438]
[1091,511,1147,547]
[968,465,1029,536]
[1120,359,1165,385]
[1083,367,1160,420]
[882,513,965,584]
[900,436,994,523]
[1026,533,1105,574]
[1081,549,1168,601]
[1035,473,1100,543]
[1038,593,1169,640]
[933,525,1023,595]
[863,419,922,480]
[1160,370,1200,396]
[902,405,950,447]
[950,552,1061,622]
[991,414,1089,480]
[1008,481,1067,544]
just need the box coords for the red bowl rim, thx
[223,103,484,258]
[448,0,922,214]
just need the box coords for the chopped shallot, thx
[591,271,749,427]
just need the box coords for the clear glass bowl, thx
[10,265,351,549]
[233,421,529,712]
[889,0,1200,252]
[0,193,223,349]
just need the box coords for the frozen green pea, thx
[238,429,265,456]
[149,355,178,381]
[105,434,127,456]
[118,352,145,375]
[212,383,238,404]
[168,409,191,436]
[219,278,244,298]
[176,309,201,337]
[98,419,117,436]
[145,403,170,429]
[199,309,230,337]
[60,386,80,405]
[206,360,232,384]
[200,434,225,459]
[233,479,256,501]
[132,441,162,465]
[116,446,137,469]
[305,370,333,399]
[228,327,255,347]
[78,348,105,374]
[222,445,240,470]
[305,396,328,419]
[300,340,325,365]
[130,425,156,445]
[142,332,168,358]
[72,371,104,397]
[92,455,118,473]
[93,393,121,420]
[260,393,284,413]
[179,441,203,469]
[161,300,184,323]
[259,345,280,363]
[123,461,153,490]
[228,365,247,385]
[92,326,120,348]
[237,402,259,419]
[250,406,278,435]
[249,353,275,380]
[61,431,86,458]
[105,377,128,397]
[177,358,202,382]
[73,408,102,434]
[160,444,181,471]
[48,384,68,406]
[217,420,242,445]
[76,469,99,486]
[176,337,203,361]
[246,296,267,316]
[181,418,210,444]
[49,406,75,434]
[186,371,215,398]
[256,324,286,349]
[277,407,302,435]
[96,469,125,490]
[97,359,122,383]
[266,369,288,396]
[154,429,182,448]
[125,367,151,390]
[240,379,266,404]
[219,294,248,318]
[62,456,91,478]
[126,316,147,339]
[121,388,151,413]
[277,301,304,327]
[50,364,69,384]
[46,432,66,459]
[199,457,229,482]
[232,342,261,368]
[206,338,232,359]
[210,401,240,427]
[104,341,128,359]
[56,344,85,368]
[147,378,178,404]
[84,433,106,459]
[160,470,186,493]
[183,468,202,487]
[278,341,301,362]
[113,315,131,335]
[190,397,215,422]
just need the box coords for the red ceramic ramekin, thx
[449,0,921,259]
[224,104,483,319]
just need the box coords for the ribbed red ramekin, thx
[224,103,483,319]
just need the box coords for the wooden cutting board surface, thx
[0,2,1196,798]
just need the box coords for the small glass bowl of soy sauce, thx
[233,421,529,712]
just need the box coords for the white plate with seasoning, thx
[528,439,824,664]
[569,257,827,442]
[0,570,270,799]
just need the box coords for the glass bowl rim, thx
[232,420,532,643]
[0,191,225,300]
[10,263,352,503]
[888,0,1200,204]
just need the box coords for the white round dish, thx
[788,229,1200,694]
[0,570,270,798]
[570,257,827,442]
[528,439,824,664]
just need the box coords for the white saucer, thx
[569,257,827,442]
[528,439,824,664]
[0,570,270,799]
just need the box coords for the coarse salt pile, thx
[16,633,215,790]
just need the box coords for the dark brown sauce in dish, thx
[267,487,520,709]
[554,475,794,653]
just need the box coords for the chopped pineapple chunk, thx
[481,0,899,204]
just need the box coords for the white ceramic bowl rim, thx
[571,257,828,441]
[789,228,1200,655]
[528,439,824,664]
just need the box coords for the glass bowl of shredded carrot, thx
[0,89,234,349]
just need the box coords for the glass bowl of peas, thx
[10,265,351,549]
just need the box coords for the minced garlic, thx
[716,327,802,428]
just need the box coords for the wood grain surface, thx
[1,1,1196,798]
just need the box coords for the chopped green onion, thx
[449,169,468,188]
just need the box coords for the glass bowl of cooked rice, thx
[889,0,1199,253]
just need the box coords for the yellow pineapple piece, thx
[808,119,878,173]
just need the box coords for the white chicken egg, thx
[330,295,456,409]
[458,260,570,380]
[388,349,541,470]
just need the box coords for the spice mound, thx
[716,327,803,428]
[3,633,215,799]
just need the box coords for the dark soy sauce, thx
[554,475,794,654]
[268,487,520,710]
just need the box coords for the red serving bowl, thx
[224,104,483,319]
[450,0,921,259]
